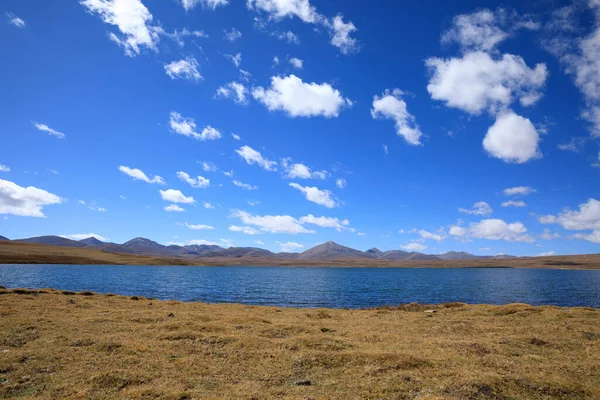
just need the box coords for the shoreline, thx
[0,288,598,399]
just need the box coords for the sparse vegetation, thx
[0,289,598,399]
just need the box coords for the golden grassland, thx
[1,241,600,269]
[0,289,598,399]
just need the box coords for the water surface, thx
[1,264,599,308]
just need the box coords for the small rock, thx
[130,296,140,301]
[67,299,76,304]
[424,310,437,313]
[1,349,9,353]
[168,313,175,318]
[293,379,312,386]
[148,302,153,305]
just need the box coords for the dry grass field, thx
[0,289,598,399]
[1,241,600,269]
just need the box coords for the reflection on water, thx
[0,264,599,308]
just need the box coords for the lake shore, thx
[0,288,598,399]
[1,241,600,269]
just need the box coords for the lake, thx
[1,264,599,308]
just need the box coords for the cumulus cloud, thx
[401,242,428,251]
[426,52,547,115]
[458,201,493,215]
[164,57,202,81]
[202,201,215,209]
[169,112,221,141]
[247,0,320,23]
[557,137,587,152]
[0,165,9,172]
[176,172,209,188]
[538,198,600,231]
[229,225,260,235]
[539,228,560,240]
[0,179,62,217]
[184,223,214,230]
[235,146,277,171]
[418,229,446,242]
[33,122,65,139]
[299,214,350,231]
[178,0,228,11]
[164,204,185,212]
[282,160,327,179]
[483,112,541,163]
[328,14,359,54]
[6,12,25,27]
[536,251,556,257]
[215,82,249,105]
[275,30,299,44]
[231,209,315,234]
[572,230,600,243]
[501,200,526,207]
[371,89,423,145]
[223,27,241,41]
[503,186,536,196]
[80,0,160,57]
[201,162,217,172]
[252,75,352,118]
[289,57,303,68]
[160,189,195,204]
[335,178,346,189]
[118,165,165,184]
[224,53,242,67]
[289,183,338,208]
[450,218,534,242]
[233,180,258,190]
[279,241,304,252]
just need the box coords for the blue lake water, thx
[1,264,599,308]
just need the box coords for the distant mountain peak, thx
[79,237,104,246]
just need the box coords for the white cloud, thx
[539,198,600,231]
[231,209,314,234]
[215,82,249,105]
[357,232,366,236]
[6,12,25,27]
[223,27,241,41]
[164,204,185,212]
[0,179,62,217]
[224,53,242,67]
[502,200,526,207]
[252,75,352,118]
[80,0,160,57]
[299,214,350,231]
[503,186,536,196]
[229,225,260,235]
[185,223,214,230]
[169,112,222,141]
[0,165,9,172]
[235,146,277,171]
[247,0,320,23]
[458,201,493,215]
[119,165,165,184]
[383,144,388,155]
[160,189,195,204]
[284,162,327,179]
[61,233,108,241]
[254,240,265,245]
[451,218,534,242]
[273,56,280,66]
[371,89,423,145]
[540,228,560,240]
[275,30,299,43]
[289,57,303,68]
[426,52,547,115]
[335,178,346,189]
[176,171,209,188]
[418,229,446,242]
[573,230,600,243]
[201,162,217,172]
[162,28,207,46]
[536,251,556,257]
[279,241,304,252]
[483,111,541,164]
[557,137,587,152]
[401,242,428,251]
[441,9,508,52]
[328,14,359,54]
[178,0,228,11]
[33,122,65,139]
[289,182,337,208]
[202,201,215,209]
[231,133,241,140]
[164,57,202,81]
[233,180,258,190]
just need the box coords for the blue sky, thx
[1,0,599,256]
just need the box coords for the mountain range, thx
[0,235,516,261]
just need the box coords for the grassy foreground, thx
[0,289,598,399]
